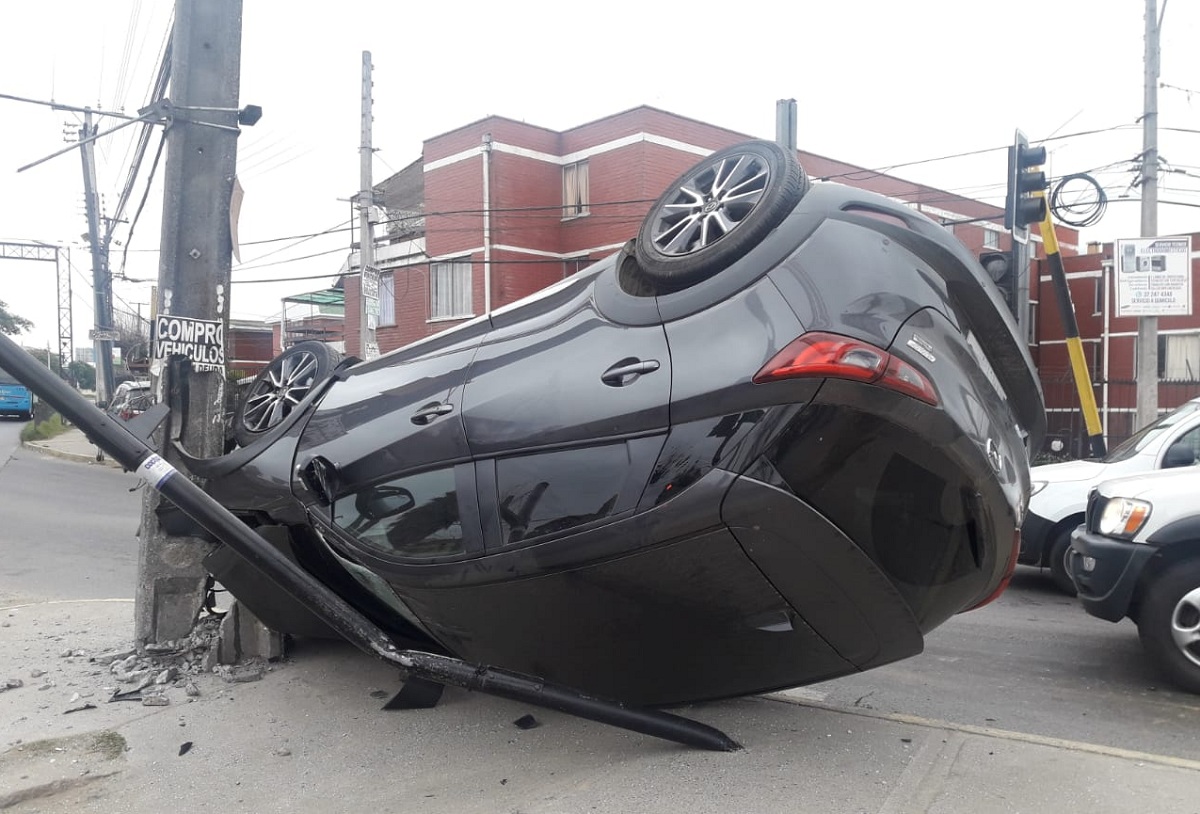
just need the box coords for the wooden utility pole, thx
[1135,0,1163,430]
[357,51,379,360]
[135,0,243,645]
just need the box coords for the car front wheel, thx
[1137,558,1200,695]
[1048,529,1078,596]
[234,341,341,447]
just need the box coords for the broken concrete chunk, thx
[1,678,23,692]
[141,694,170,707]
[92,648,136,665]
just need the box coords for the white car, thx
[1068,467,1200,694]
[106,380,153,419]
[1021,397,1200,594]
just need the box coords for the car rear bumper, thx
[1067,528,1156,622]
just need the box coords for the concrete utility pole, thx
[1136,0,1163,430]
[135,0,243,646]
[357,51,380,360]
[775,99,797,151]
[79,110,116,404]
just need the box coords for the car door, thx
[461,286,672,550]
[292,333,483,513]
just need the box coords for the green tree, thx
[68,360,96,390]
[0,300,33,336]
[25,346,62,375]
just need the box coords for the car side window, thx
[332,467,465,559]
[495,442,634,546]
[1162,426,1200,469]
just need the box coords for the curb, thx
[21,438,123,469]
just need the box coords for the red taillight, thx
[754,331,938,405]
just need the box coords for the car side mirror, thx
[355,485,415,520]
[1163,439,1196,469]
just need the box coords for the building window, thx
[378,272,396,327]
[430,260,473,320]
[983,228,1000,250]
[1093,275,1104,316]
[562,160,589,218]
[1027,301,1037,346]
[563,255,591,277]
[1160,333,1200,381]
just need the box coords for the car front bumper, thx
[1019,510,1056,565]
[1067,528,1156,622]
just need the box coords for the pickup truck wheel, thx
[1137,558,1200,695]
[1048,530,1078,597]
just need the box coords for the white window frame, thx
[1162,333,1200,382]
[429,259,473,321]
[562,160,590,219]
[378,272,396,327]
[983,228,1000,250]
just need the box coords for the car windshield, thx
[1103,400,1200,463]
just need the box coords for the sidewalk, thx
[3,598,1199,813]
[21,426,122,469]
[11,432,1200,812]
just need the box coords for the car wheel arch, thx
[1130,542,1200,623]
[1135,554,1200,694]
[1045,514,1084,565]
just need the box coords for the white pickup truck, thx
[1021,397,1200,594]
[1068,467,1200,694]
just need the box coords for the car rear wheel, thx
[234,341,340,447]
[1048,529,1078,596]
[633,140,808,293]
[1137,558,1200,695]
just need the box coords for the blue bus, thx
[0,364,34,421]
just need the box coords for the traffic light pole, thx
[1037,199,1106,457]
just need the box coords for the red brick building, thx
[1033,233,1200,454]
[342,105,1079,355]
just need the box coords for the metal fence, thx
[1041,374,1200,461]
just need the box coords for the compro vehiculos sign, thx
[1115,236,1193,318]
[153,315,226,372]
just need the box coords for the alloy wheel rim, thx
[241,350,319,433]
[1170,585,1200,668]
[650,152,770,256]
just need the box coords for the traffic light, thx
[1004,130,1047,244]
[980,250,1016,316]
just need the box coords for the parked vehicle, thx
[106,380,153,420]
[1022,397,1200,594]
[0,365,34,420]
[1068,468,1200,694]
[178,140,1045,707]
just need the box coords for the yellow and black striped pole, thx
[1037,195,1107,457]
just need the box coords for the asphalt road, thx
[0,420,142,604]
[3,423,1198,766]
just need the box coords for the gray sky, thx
[2,0,1198,351]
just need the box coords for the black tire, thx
[633,140,809,293]
[1048,529,1078,597]
[1137,558,1200,695]
[233,341,340,447]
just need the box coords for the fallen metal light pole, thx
[0,333,739,752]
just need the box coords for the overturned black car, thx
[187,140,1044,710]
